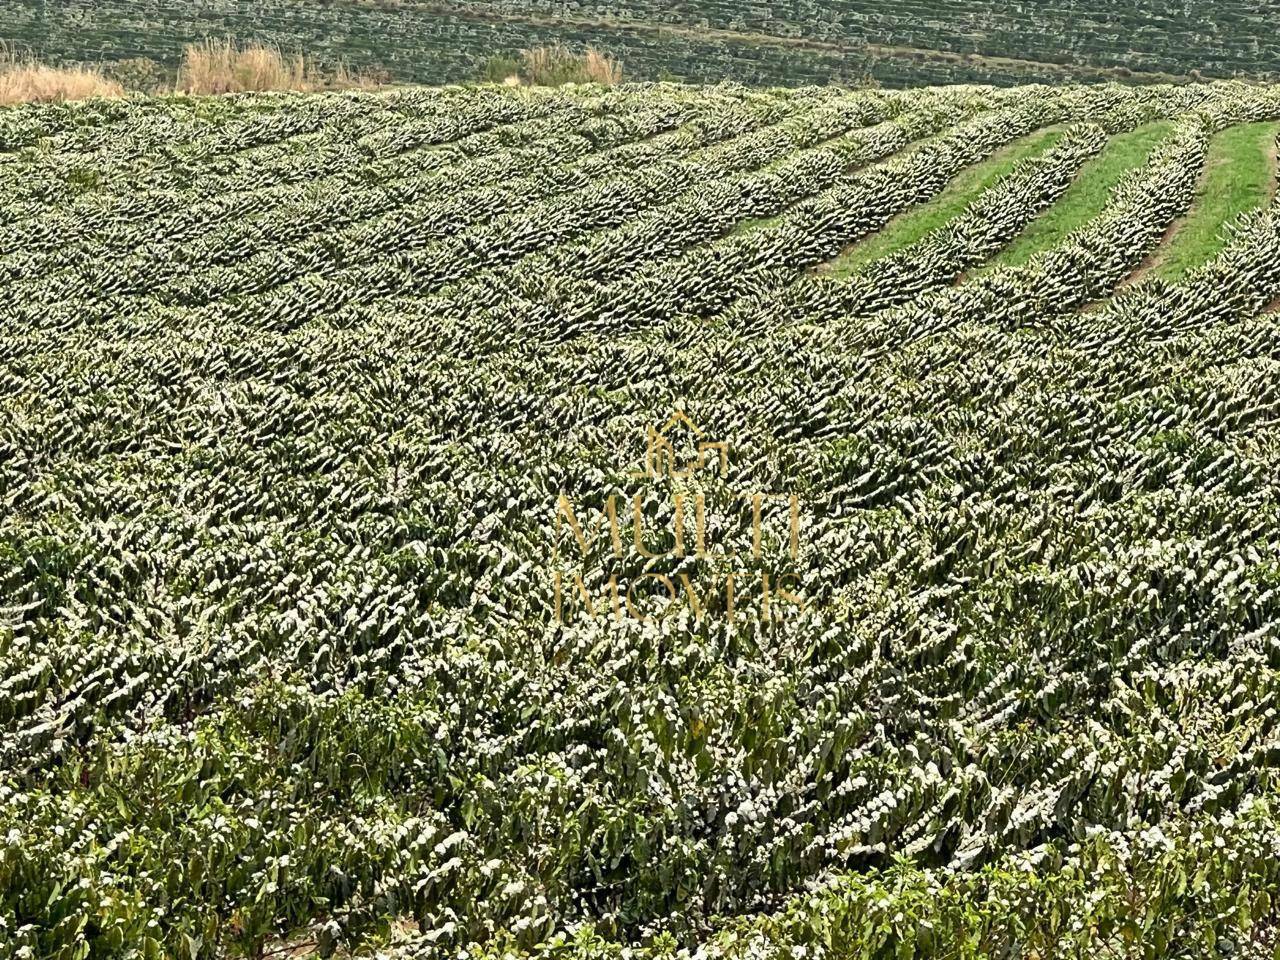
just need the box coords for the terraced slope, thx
[3,80,1280,958]
[7,0,1280,89]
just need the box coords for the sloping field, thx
[4,80,1280,957]
[6,0,1278,89]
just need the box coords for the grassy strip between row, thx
[814,126,1065,278]
[1149,119,1280,282]
[985,120,1175,270]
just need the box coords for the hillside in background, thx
[5,77,1280,956]
[5,0,1280,89]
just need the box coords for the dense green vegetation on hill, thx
[6,0,1280,88]
[3,78,1280,957]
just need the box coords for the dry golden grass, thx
[176,39,369,95]
[581,47,623,86]
[514,44,623,86]
[0,45,124,105]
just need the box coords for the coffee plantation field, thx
[4,79,1280,958]
[7,0,1274,90]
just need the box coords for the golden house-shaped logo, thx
[631,409,729,480]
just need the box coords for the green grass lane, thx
[816,126,1067,278]
[985,121,1175,271]
[730,213,782,236]
[1149,120,1280,282]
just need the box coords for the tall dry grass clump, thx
[580,47,623,86]
[525,44,622,85]
[485,44,622,86]
[178,39,308,94]
[0,44,124,105]
[177,39,366,94]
